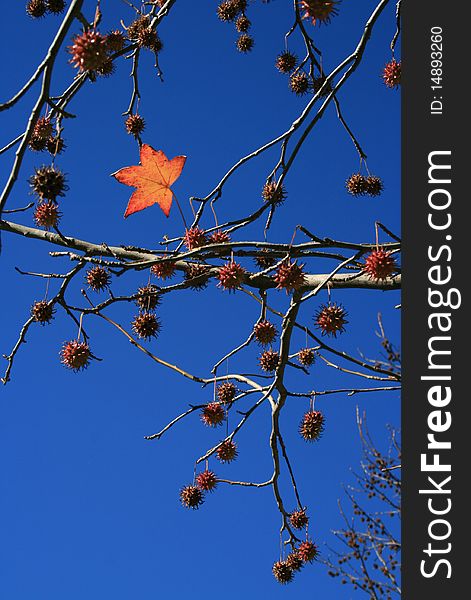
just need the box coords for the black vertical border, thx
[402,0,467,597]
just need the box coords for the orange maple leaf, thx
[112,144,186,218]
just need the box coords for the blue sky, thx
[0,1,400,598]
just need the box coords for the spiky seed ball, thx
[254,250,276,270]
[26,0,47,18]
[236,14,251,32]
[254,320,277,346]
[216,439,238,463]
[298,540,318,563]
[217,1,238,21]
[136,285,161,311]
[208,230,231,245]
[126,16,150,40]
[34,200,61,229]
[365,175,384,197]
[217,261,245,291]
[299,410,325,442]
[276,51,297,74]
[60,340,91,372]
[33,117,53,140]
[236,33,254,53]
[346,173,368,196]
[86,266,111,292]
[312,75,332,97]
[106,30,126,53]
[184,227,208,250]
[29,136,47,152]
[315,303,348,337]
[285,552,304,572]
[137,27,162,51]
[96,59,115,77]
[273,561,294,584]
[201,403,225,427]
[259,349,280,373]
[46,0,66,14]
[217,381,237,404]
[29,165,67,200]
[383,59,401,89]
[180,485,204,509]
[68,30,109,72]
[31,300,55,324]
[151,260,176,280]
[290,509,309,530]
[196,470,218,492]
[300,0,340,25]
[46,136,65,155]
[131,312,161,340]
[274,260,306,293]
[289,71,310,96]
[262,181,286,206]
[298,348,315,367]
[125,113,145,137]
[364,249,397,280]
[184,264,210,291]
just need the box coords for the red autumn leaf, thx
[112,144,186,218]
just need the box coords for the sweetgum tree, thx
[0,0,401,593]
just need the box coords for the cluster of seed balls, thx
[29,298,92,373]
[30,160,68,231]
[29,164,395,369]
[253,314,316,374]
[343,37,398,201]
[29,265,165,372]
[275,51,332,98]
[28,18,169,229]
[124,15,163,55]
[346,173,384,197]
[27,1,400,582]
[29,296,323,586]
[85,265,162,343]
[179,382,237,509]
[220,0,338,95]
[150,229,312,300]
[29,228,395,373]
[149,231,396,371]
[103,17,163,140]
[28,116,172,232]
[28,115,65,156]
[26,0,66,18]
[25,18,159,154]
[180,379,323,584]
[261,173,383,208]
[272,539,318,584]
[185,400,324,473]
[66,13,162,80]
[217,1,253,53]
[273,505,319,583]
